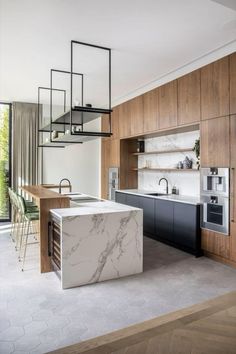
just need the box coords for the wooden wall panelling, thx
[101,139,110,199]
[159,80,177,129]
[143,88,159,133]
[201,228,230,259]
[101,114,110,140]
[230,53,236,115]
[111,106,119,139]
[230,115,236,261]
[120,139,138,190]
[119,102,131,138]
[177,70,201,125]
[201,57,229,120]
[200,116,230,167]
[129,95,144,136]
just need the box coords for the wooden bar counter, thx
[21,185,70,273]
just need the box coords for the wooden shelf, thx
[133,148,193,156]
[133,168,199,172]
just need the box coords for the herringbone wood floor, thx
[49,292,236,354]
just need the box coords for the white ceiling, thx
[0,0,236,107]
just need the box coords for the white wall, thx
[42,120,101,197]
[138,131,200,197]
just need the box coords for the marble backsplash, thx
[138,130,200,197]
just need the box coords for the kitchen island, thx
[50,200,143,289]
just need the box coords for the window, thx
[0,103,11,221]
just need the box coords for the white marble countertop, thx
[116,189,201,205]
[51,200,141,219]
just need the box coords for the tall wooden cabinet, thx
[177,70,201,125]
[230,115,236,261]
[159,80,177,129]
[201,57,229,120]
[129,95,144,136]
[200,116,230,167]
[230,53,236,115]
[143,88,159,133]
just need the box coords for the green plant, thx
[0,107,9,218]
[193,138,200,169]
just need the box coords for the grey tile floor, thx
[1,225,236,354]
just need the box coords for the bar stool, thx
[17,194,39,271]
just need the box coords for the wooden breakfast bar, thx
[21,185,70,273]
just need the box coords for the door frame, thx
[0,102,12,222]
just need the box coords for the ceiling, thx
[0,0,236,107]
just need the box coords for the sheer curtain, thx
[12,102,42,192]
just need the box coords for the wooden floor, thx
[49,292,236,354]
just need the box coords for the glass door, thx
[0,103,11,222]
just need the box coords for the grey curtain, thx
[12,102,42,192]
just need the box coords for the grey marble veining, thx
[51,201,143,289]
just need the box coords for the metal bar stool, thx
[16,194,39,271]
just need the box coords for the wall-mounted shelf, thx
[133,148,193,156]
[133,168,199,172]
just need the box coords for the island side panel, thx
[39,197,70,273]
[61,210,143,289]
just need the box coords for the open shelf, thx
[133,168,200,172]
[133,148,193,156]
[40,107,112,132]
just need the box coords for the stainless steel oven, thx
[200,168,229,235]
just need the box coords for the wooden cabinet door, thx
[159,80,177,129]
[201,229,230,259]
[230,115,236,261]
[118,102,130,138]
[109,139,120,167]
[143,88,159,133]
[230,53,236,115]
[177,70,200,125]
[129,95,144,136]
[200,116,230,167]
[101,139,110,199]
[201,57,229,120]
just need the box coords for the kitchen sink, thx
[145,193,166,196]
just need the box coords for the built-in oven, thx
[48,214,61,278]
[200,167,229,235]
[202,195,229,234]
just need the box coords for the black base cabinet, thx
[115,191,202,257]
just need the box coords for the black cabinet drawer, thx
[126,194,140,208]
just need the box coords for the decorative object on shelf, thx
[177,161,183,169]
[137,139,145,153]
[193,138,200,170]
[85,103,92,108]
[183,156,193,169]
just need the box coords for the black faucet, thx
[158,178,169,194]
[59,178,72,194]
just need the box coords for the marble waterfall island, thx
[50,201,143,289]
